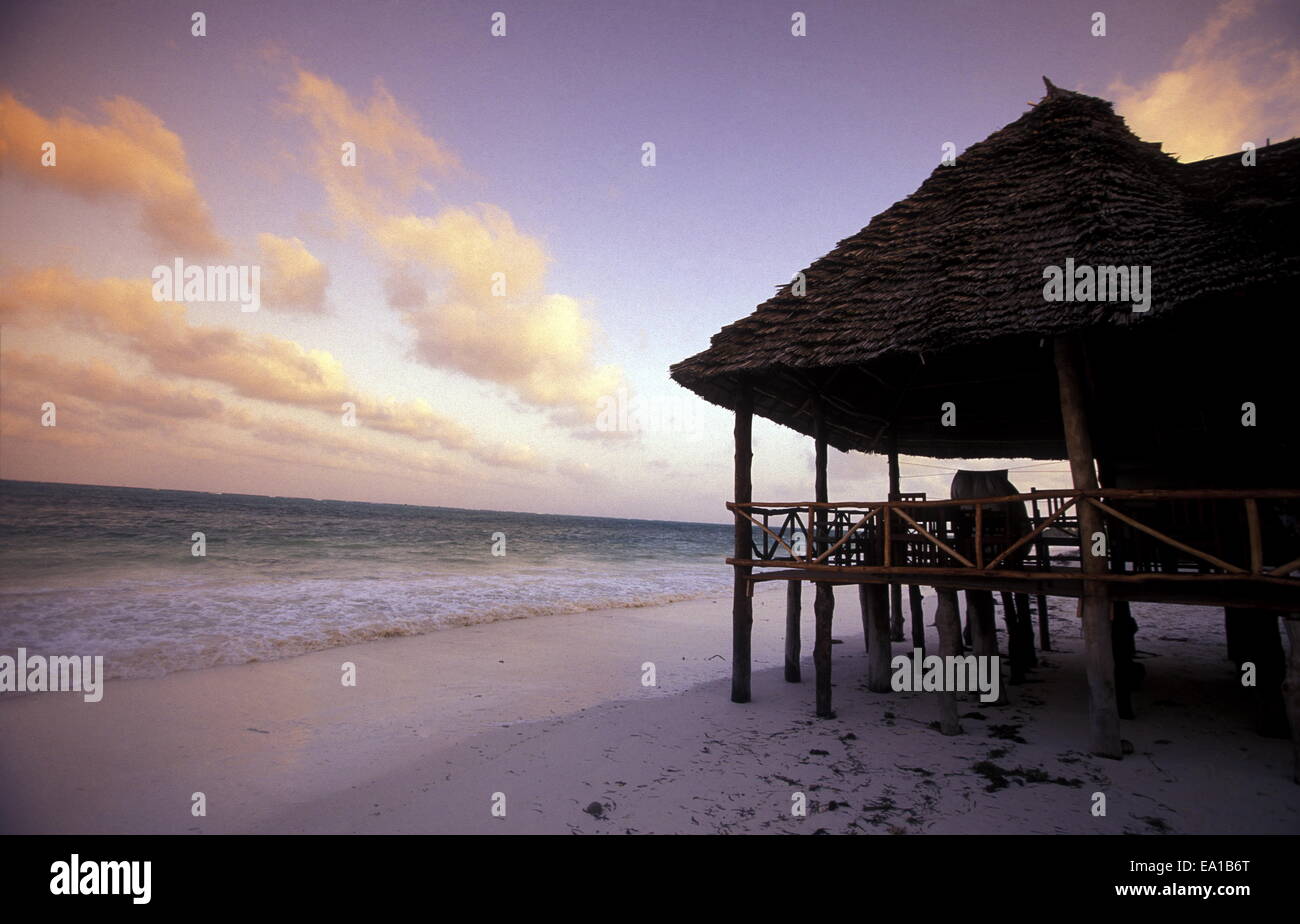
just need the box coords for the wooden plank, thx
[1088,497,1247,574]
[974,503,984,569]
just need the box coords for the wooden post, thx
[1054,335,1121,757]
[866,583,892,692]
[1037,594,1052,651]
[814,583,835,717]
[813,395,835,717]
[785,581,802,682]
[909,584,925,654]
[966,589,1005,704]
[731,385,753,704]
[1283,615,1300,784]
[858,584,870,654]
[887,438,905,641]
[934,589,962,735]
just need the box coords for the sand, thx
[1,585,1296,834]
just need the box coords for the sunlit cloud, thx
[0,90,227,254]
[1109,0,1300,161]
[257,233,331,313]
[280,65,626,424]
[0,267,543,471]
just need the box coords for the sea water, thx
[0,480,733,679]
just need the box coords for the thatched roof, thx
[670,79,1300,462]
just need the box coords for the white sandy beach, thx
[1,586,1296,835]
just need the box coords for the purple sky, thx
[2,0,1297,520]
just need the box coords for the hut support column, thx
[887,439,905,642]
[866,583,892,692]
[814,584,835,717]
[731,386,753,704]
[813,396,835,717]
[935,588,963,735]
[1283,614,1300,784]
[1054,335,1122,758]
[909,585,925,653]
[785,582,802,683]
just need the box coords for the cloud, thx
[257,233,331,313]
[280,65,625,424]
[376,206,623,419]
[0,349,478,482]
[1109,0,1300,161]
[0,351,226,421]
[278,65,458,225]
[0,266,542,471]
[0,90,227,254]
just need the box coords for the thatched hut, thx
[670,79,1300,767]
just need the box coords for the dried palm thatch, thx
[670,79,1300,461]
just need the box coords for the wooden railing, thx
[727,489,1300,588]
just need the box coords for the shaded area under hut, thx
[669,79,1300,776]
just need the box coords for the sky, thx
[1,0,1297,522]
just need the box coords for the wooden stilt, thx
[858,584,870,654]
[1282,614,1300,783]
[814,582,835,718]
[1111,599,1139,720]
[967,589,1004,704]
[935,589,962,735]
[1037,594,1052,651]
[967,589,997,659]
[909,584,925,654]
[866,583,892,692]
[731,385,753,704]
[1054,335,1121,757]
[785,581,802,682]
[812,394,834,717]
[887,435,904,641]
[1228,607,1288,737]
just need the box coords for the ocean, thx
[0,480,734,679]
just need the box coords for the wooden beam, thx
[1054,334,1122,758]
[732,384,753,704]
